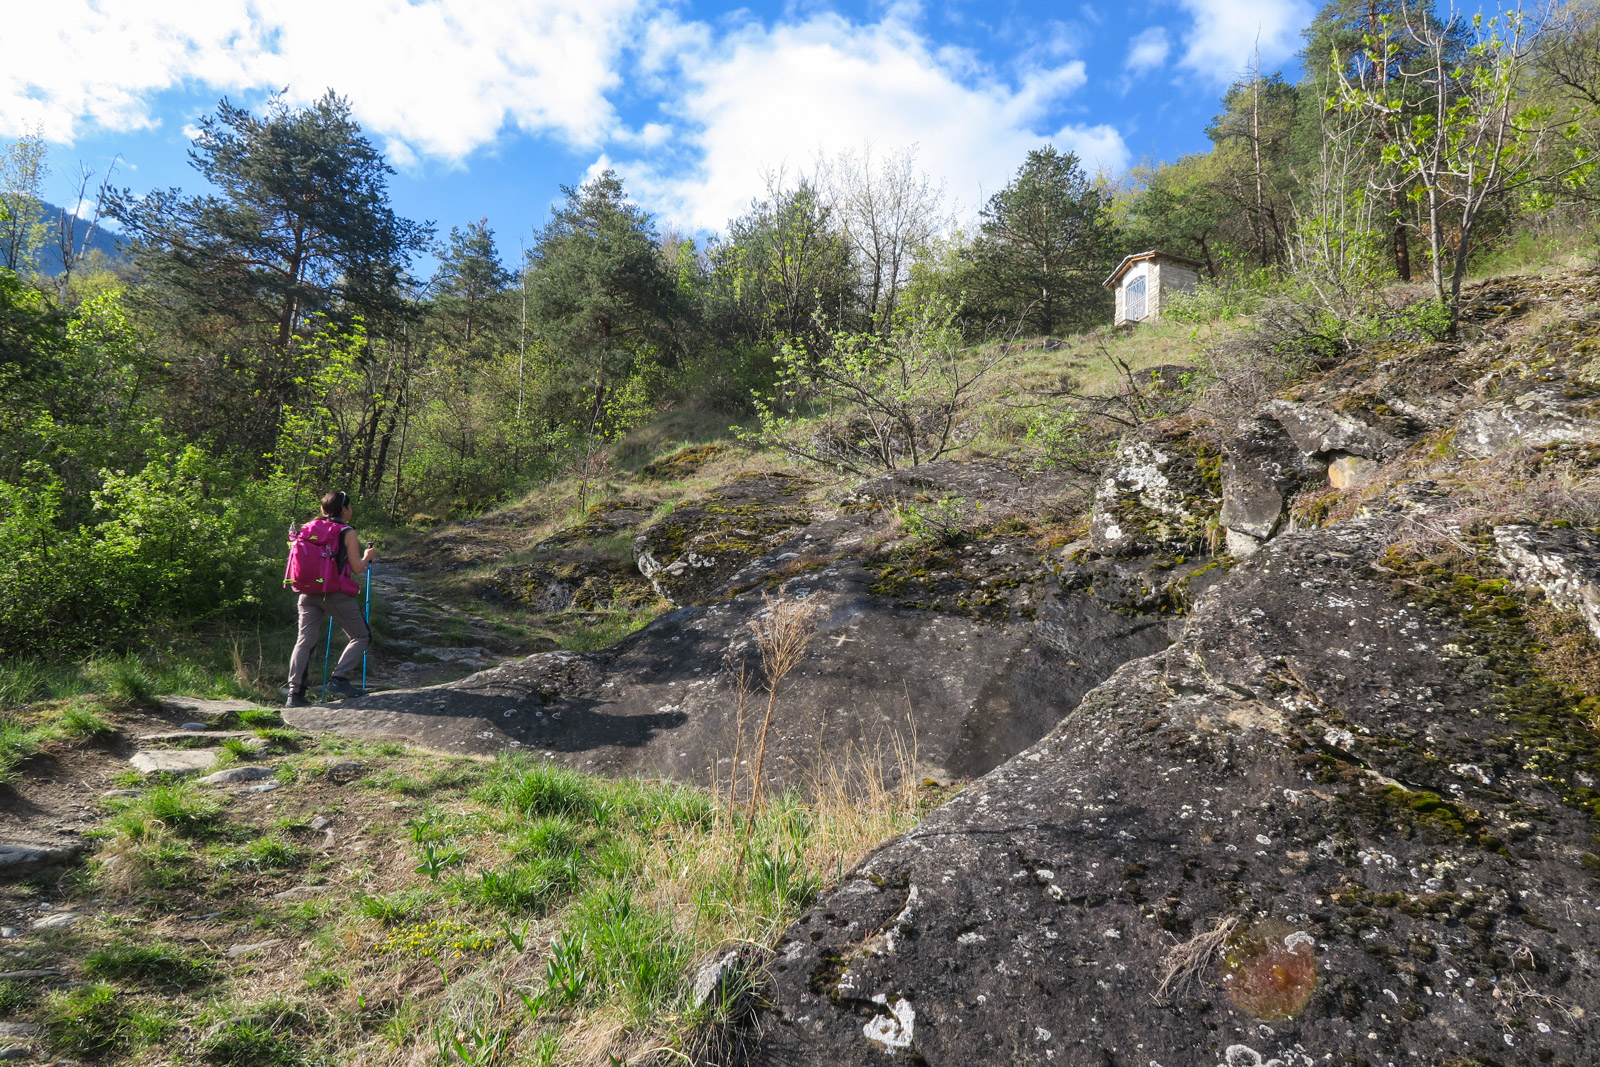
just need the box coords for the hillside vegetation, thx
[4,0,1600,1064]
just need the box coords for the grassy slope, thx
[0,696,929,1066]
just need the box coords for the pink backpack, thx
[284,518,358,595]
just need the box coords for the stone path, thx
[358,567,507,689]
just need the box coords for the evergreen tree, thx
[108,91,430,459]
[964,146,1117,336]
[431,219,514,358]
[524,170,681,433]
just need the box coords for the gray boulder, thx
[1219,414,1322,554]
[1262,398,1404,460]
[752,514,1600,1067]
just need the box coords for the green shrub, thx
[896,496,975,547]
[0,445,290,655]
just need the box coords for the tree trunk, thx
[1391,189,1412,281]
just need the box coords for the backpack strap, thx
[332,523,354,576]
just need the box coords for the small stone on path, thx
[100,789,144,799]
[157,695,260,724]
[0,842,86,870]
[0,970,59,981]
[198,765,274,786]
[179,721,210,731]
[30,912,79,930]
[0,928,16,938]
[242,780,282,794]
[272,885,333,900]
[129,749,217,776]
[227,939,285,959]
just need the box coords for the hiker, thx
[284,490,377,707]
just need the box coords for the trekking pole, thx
[321,616,333,702]
[362,566,372,693]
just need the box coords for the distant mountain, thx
[3,200,124,275]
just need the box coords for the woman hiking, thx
[285,490,377,707]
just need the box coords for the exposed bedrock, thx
[286,462,1184,789]
[750,513,1600,1067]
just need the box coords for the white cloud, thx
[0,0,647,157]
[624,11,1126,231]
[1,1,1131,235]
[1176,0,1314,83]
[1124,27,1171,73]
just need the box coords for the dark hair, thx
[320,490,351,517]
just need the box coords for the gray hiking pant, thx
[287,592,370,692]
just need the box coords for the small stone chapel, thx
[1103,250,1202,327]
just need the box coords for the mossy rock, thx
[632,472,814,605]
[641,443,725,480]
[1088,428,1222,557]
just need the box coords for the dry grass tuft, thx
[1154,914,1237,1002]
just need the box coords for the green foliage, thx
[746,297,1007,474]
[896,496,976,547]
[963,146,1117,335]
[0,442,290,654]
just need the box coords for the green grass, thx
[207,834,307,872]
[201,1016,302,1067]
[23,716,923,1067]
[57,699,118,739]
[43,982,174,1058]
[556,602,670,653]
[84,941,216,990]
[0,715,43,783]
[106,783,224,841]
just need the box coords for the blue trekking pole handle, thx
[362,566,371,693]
[321,615,333,702]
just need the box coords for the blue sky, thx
[5,0,1315,268]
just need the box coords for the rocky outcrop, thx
[632,473,815,605]
[1088,430,1221,557]
[1495,524,1600,640]
[1219,415,1322,556]
[752,511,1600,1067]
[287,463,1178,789]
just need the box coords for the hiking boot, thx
[325,676,361,698]
[284,690,309,708]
